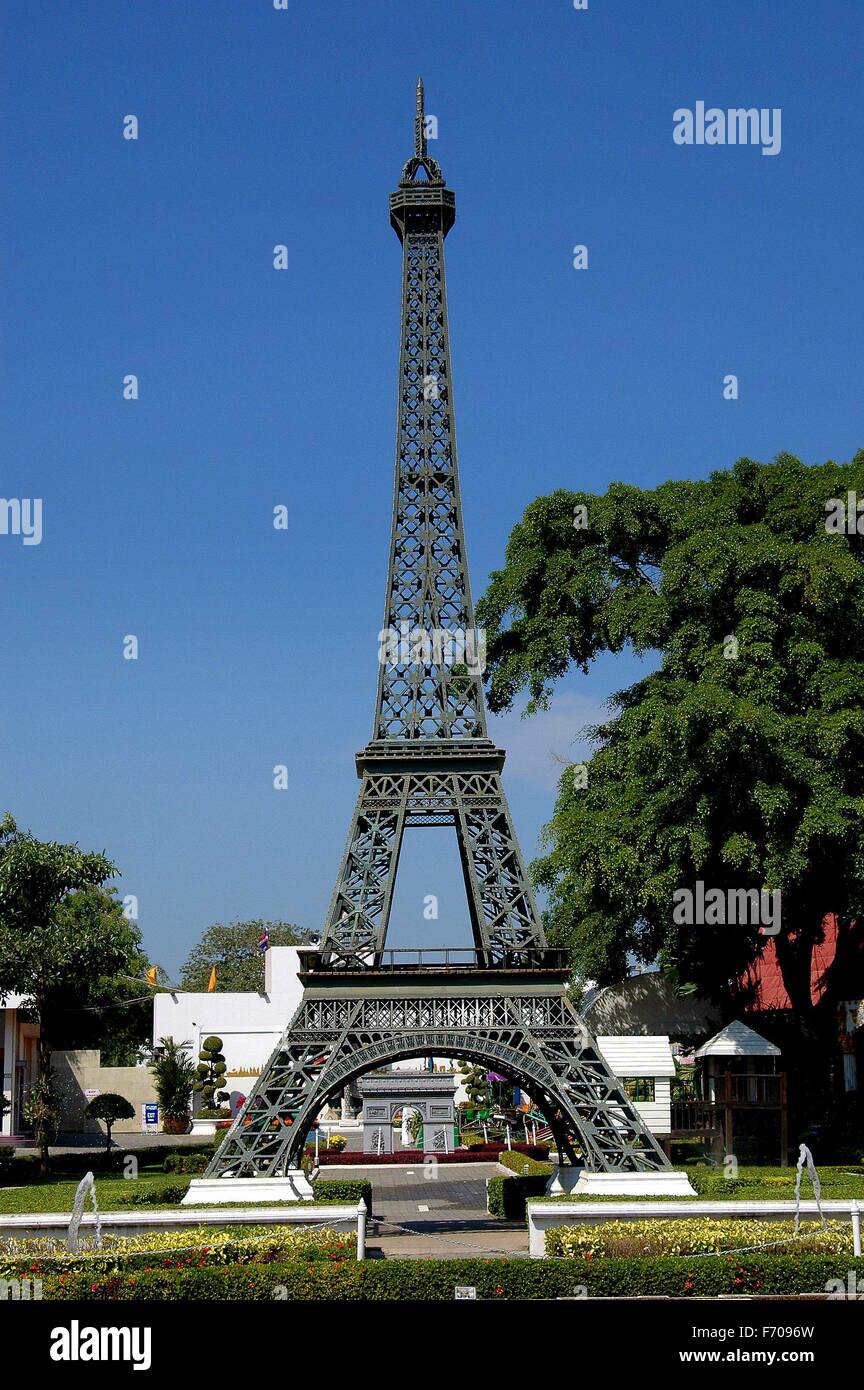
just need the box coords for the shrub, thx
[498,1151,551,1178]
[460,1133,486,1149]
[40,1253,864,1301]
[114,1182,190,1206]
[0,1152,40,1186]
[311,1179,372,1212]
[487,1174,549,1220]
[163,1153,211,1175]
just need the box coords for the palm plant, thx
[149,1037,197,1132]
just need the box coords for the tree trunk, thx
[35,1021,51,1177]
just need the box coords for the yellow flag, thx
[207,966,217,993]
[145,966,158,987]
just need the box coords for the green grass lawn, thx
[530,1164,864,1204]
[0,1170,186,1214]
[0,1168,369,1216]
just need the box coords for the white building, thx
[152,947,304,1115]
[596,1035,677,1136]
[1,994,38,1139]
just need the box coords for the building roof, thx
[695,1021,781,1058]
[582,972,720,1038]
[596,1035,677,1077]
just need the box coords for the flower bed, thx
[319,1143,547,1166]
[0,1224,352,1280]
[545,1217,853,1259]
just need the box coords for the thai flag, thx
[257,926,270,952]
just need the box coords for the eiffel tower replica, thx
[205,81,670,1184]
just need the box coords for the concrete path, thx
[318,1160,531,1259]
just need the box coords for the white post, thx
[314,1127,319,1164]
[443,1128,449,1155]
[852,1201,862,1257]
[532,1122,537,1144]
[356,1200,367,1261]
[506,1124,512,1151]
[482,1123,488,1145]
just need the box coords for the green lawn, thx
[0,1171,186,1214]
[0,1169,370,1215]
[530,1164,864,1204]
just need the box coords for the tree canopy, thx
[179,919,301,992]
[0,813,139,1168]
[476,453,864,1028]
[39,885,151,1065]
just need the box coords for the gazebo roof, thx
[695,1020,781,1058]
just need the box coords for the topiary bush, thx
[84,1093,136,1153]
[194,1036,230,1117]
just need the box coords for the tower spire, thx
[414,75,427,158]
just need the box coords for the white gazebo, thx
[692,1021,787,1163]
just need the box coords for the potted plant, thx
[149,1037,196,1134]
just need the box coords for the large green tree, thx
[180,919,300,992]
[476,453,864,1045]
[41,886,152,1066]
[0,815,140,1169]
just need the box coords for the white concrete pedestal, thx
[545,1167,698,1198]
[181,1172,314,1205]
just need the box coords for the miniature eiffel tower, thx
[205,81,670,1180]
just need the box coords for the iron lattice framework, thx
[206,81,669,1178]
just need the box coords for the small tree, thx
[23,1072,59,1158]
[85,1092,135,1152]
[149,1038,197,1133]
[194,1035,229,1116]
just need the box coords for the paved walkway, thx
[318,1160,531,1259]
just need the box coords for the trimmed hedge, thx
[498,1151,551,1177]
[115,1182,190,1206]
[164,1153,210,1174]
[487,1175,549,1219]
[311,1179,372,1213]
[320,1143,547,1166]
[40,1252,864,1301]
[486,1150,552,1219]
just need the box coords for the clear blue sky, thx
[2,1,861,975]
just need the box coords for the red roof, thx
[739,913,838,1012]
